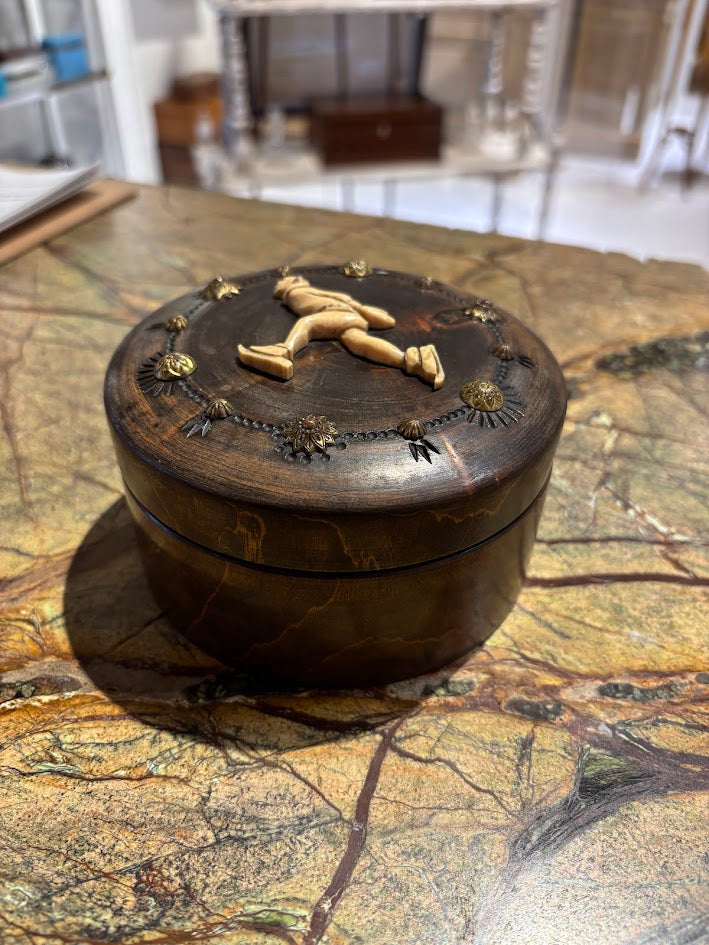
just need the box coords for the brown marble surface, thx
[0,186,707,945]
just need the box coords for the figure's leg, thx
[236,315,315,379]
[340,329,445,389]
[265,315,315,357]
[238,313,365,380]
[340,328,406,368]
[238,313,320,376]
[253,312,365,354]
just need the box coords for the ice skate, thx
[404,344,445,390]
[237,343,293,380]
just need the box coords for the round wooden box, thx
[104,263,566,687]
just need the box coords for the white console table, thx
[210,0,567,235]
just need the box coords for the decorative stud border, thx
[136,265,536,466]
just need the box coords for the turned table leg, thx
[219,9,254,164]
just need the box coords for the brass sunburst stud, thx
[343,260,372,278]
[154,352,196,381]
[397,418,427,441]
[397,417,440,463]
[493,343,514,360]
[206,398,234,420]
[182,397,234,438]
[202,276,241,301]
[166,314,189,332]
[460,380,505,412]
[277,265,291,277]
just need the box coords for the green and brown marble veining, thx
[0,187,708,945]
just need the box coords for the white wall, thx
[99,0,220,183]
[130,0,220,105]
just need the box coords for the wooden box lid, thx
[104,264,566,573]
[310,95,442,122]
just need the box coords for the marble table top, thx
[0,186,707,945]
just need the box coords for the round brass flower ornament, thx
[284,415,339,454]
[154,352,196,381]
[460,380,505,412]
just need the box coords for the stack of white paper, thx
[0,163,100,234]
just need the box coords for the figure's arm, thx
[307,287,396,329]
[283,311,366,352]
[277,275,396,328]
[353,303,396,329]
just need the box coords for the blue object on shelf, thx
[42,34,89,83]
[0,72,6,99]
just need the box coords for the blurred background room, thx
[1,0,708,266]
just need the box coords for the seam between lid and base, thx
[124,472,551,580]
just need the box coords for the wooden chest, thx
[153,97,223,147]
[310,96,442,166]
[104,263,566,687]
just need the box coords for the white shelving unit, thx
[0,0,124,175]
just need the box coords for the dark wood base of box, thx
[158,144,198,187]
[125,482,547,689]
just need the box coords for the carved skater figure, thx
[237,274,445,389]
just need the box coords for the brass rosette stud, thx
[418,275,434,289]
[206,398,234,420]
[154,352,196,381]
[202,276,241,301]
[166,314,189,332]
[277,265,291,277]
[283,415,338,454]
[343,260,372,278]
[460,380,505,412]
